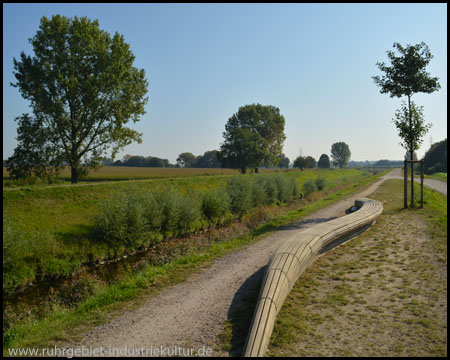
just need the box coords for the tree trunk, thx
[408,95,414,207]
[240,167,247,174]
[255,167,259,173]
[71,165,79,184]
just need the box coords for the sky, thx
[3,3,447,164]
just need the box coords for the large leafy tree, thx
[331,142,351,168]
[372,41,440,205]
[10,15,149,183]
[218,104,286,174]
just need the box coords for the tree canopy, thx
[218,104,286,173]
[176,152,196,168]
[277,153,290,168]
[317,154,330,169]
[9,15,149,183]
[423,138,447,175]
[331,142,351,168]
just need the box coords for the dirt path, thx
[63,169,430,356]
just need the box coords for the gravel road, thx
[65,169,446,356]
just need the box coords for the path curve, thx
[64,169,443,356]
[385,167,447,196]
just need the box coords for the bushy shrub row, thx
[96,174,300,250]
[303,176,327,196]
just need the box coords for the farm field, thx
[3,166,274,186]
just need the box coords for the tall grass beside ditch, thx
[3,169,372,296]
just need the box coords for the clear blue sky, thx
[3,3,447,164]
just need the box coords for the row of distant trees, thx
[292,142,351,170]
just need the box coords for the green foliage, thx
[202,187,230,225]
[176,152,196,168]
[96,190,147,250]
[176,190,202,235]
[372,42,440,98]
[11,14,149,184]
[315,176,326,191]
[6,114,64,181]
[251,176,269,207]
[218,104,286,173]
[423,138,447,175]
[317,154,331,169]
[303,179,318,196]
[226,176,253,217]
[331,142,351,168]
[277,153,290,168]
[392,101,432,154]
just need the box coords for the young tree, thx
[10,15,149,183]
[372,41,440,205]
[218,104,286,174]
[331,142,351,168]
[317,154,331,169]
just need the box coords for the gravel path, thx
[385,168,447,196]
[64,169,445,356]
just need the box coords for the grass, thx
[3,168,370,294]
[425,172,447,182]
[217,179,447,357]
[3,169,388,352]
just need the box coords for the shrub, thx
[155,188,181,235]
[177,190,202,235]
[303,179,317,196]
[96,189,147,249]
[227,176,253,217]
[263,175,279,204]
[202,187,230,225]
[315,176,326,191]
[252,176,269,207]
[275,174,292,203]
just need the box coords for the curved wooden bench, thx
[243,198,383,357]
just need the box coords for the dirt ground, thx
[61,169,446,357]
[267,177,447,357]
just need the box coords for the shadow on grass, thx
[223,266,266,357]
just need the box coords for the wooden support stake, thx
[420,160,424,208]
[404,160,408,209]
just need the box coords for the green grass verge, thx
[3,170,388,352]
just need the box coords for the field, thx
[3,166,270,186]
